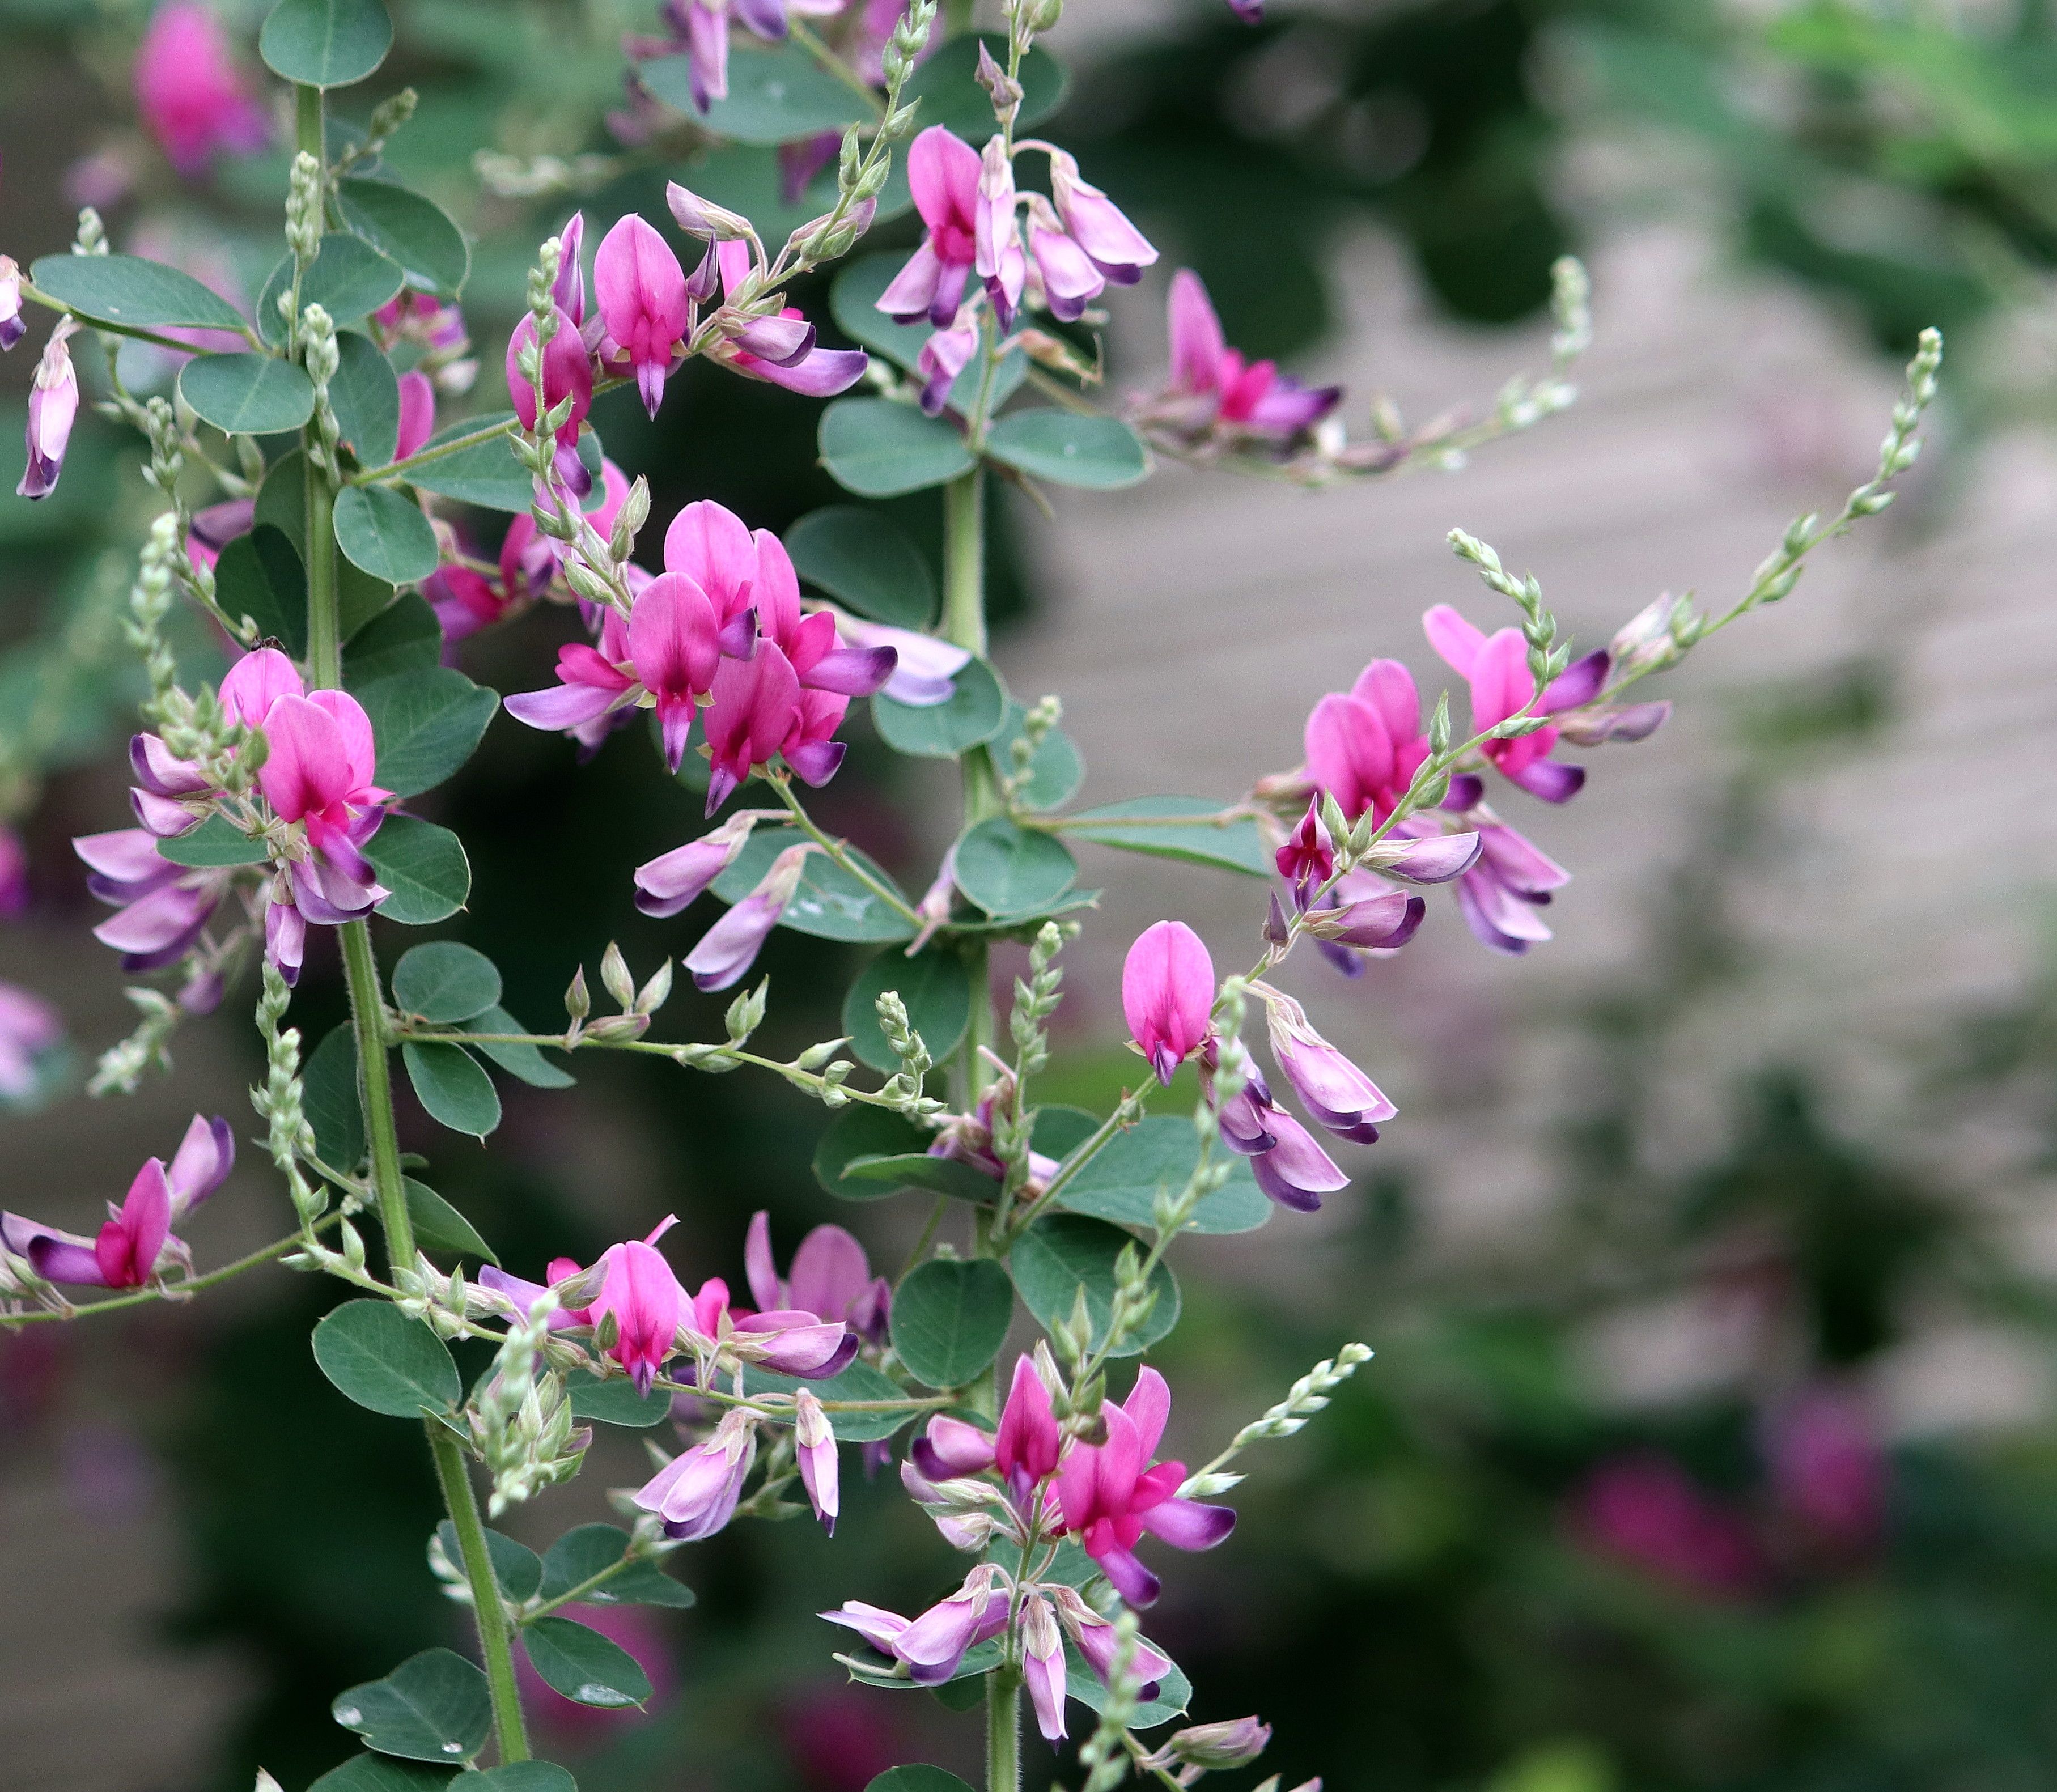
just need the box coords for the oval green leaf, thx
[358,667,498,797]
[366,815,472,924]
[258,236,406,343]
[872,655,1006,758]
[330,1647,490,1763]
[31,253,247,333]
[566,1379,674,1428]
[404,1178,499,1264]
[523,1616,652,1709]
[337,177,472,297]
[334,483,440,585]
[891,1257,1014,1390]
[785,504,935,629]
[261,0,395,86]
[156,813,268,868]
[214,523,308,656]
[952,817,1076,917]
[710,825,914,944]
[472,1765,578,1792]
[312,1298,462,1418]
[986,410,1150,490]
[464,1005,575,1089]
[402,1041,501,1139]
[392,941,502,1024]
[1060,796,1270,877]
[820,398,974,498]
[646,42,869,143]
[179,354,316,435]
[842,1152,998,1204]
[310,1755,457,1792]
[401,413,528,509]
[868,1767,979,1792]
[1056,1114,1272,1235]
[812,1103,936,1200]
[304,1024,364,1172]
[841,945,972,1073]
[540,1522,695,1609]
[1009,1214,1179,1358]
[434,1519,542,1601]
[345,592,442,690]
[331,329,401,466]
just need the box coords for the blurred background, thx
[9,2,2057,1789]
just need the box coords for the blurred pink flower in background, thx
[779,1681,907,1792]
[133,2,270,178]
[1570,1451,1765,1600]
[1764,1384,1888,1557]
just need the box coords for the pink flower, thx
[684,842,811,991]
[1055,1368,1235,1606]
[73,827,235,973]
[744,1209,890,1347]
[685,1272,856,1378]
[18,321,79,500]
[596,214,690,418]
[633,1407,758,1540]
[505,609,638,737]
[1571,1453,1764,1601]
[1044,146,1157,287]
[2,1113,232,1289]
[1449,812,1570,957]
[1303,659,1430,825]
[1763,1386,1887,1557]
[0,982,61,1100]
[701,241,868,397]
[1157,269,1339,439]
[186,497,254,571]
[1423,605,1610,804]
[828,612,968,706]
[394,370,436,462]
[913,304,978,414]
[634,809,768,919]
[133,2,269,178]
[701,644,803,815]
[1274,800,1333,903]
[1215,1068,1348,1212]
[1252,982,1395,1144]
[1023,196,1103,324]
[552,211,587,327]
[480,1217,686,1392]
[909,1353,1061,1504]
[974,137,1025,326]
[795,1387,839,1534]
[257,691,391,908]
[0,257,24,354]
[1021,1592,1066,1740]
[1052,1581,1174,1698]
[0,824,28,918]
[825,1564,1010,1684]
[627,571,724,771]
[878,127,983,327]
[1122,920,1215,1085]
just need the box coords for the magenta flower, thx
[829,612,968,705]
[1571,1452,1764,1601]
[1122,920,1215,1086]
[186,496,254,572]
[132,1,269,178]
[684,841,811,990]
[1300,871,1426,979]
[879,127,983,326]
[1763,1386,1886,1556]
[975,137,1025,326]
[73,827,232,971]
[1054,1368,1234,1606]
[18,320,80,500]
[633,1407,759,1540]
[1303,658,1430,825]
[1021,1592,1067,1740]
[1023,196,1104,324]
[481,1217,686,1391]
[685,1271,856,1378]
[0,982,61,1101]
[506,306,594,498]
[1157,269,1339,440]
[2,1112,232,1289]
[504,609,637,737]
[1042,146,1157,288]
[0,823,28,918]
[794,1386,839,1534]
[701,644,802,816]
[826,1564,1010,1684]
[1275,799,1334,905]
[1252,983,1395,1143]
[552,210,587,327]
[1423,604,1611,803]
[1215,1069,1348,1212]
[913,304,978,414]
[701,240,868,397]
[1451,814,1570,956]
[394,370,435,464]
[595,214,690,418]
[257,691,391,916]
[635,809,769,919]
[1053,1581,1174,1699]
[910,1353,1060,1502]
[744,1208,890,1347]
[0,256,24,354]
[627,571,724,771]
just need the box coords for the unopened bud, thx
[565,964,591,1021]
[600,941,635,1010]
[665,182,757,242]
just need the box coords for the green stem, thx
[428,1424,532,1764]
[304,463,340,684]
[941,466,999,1119]
[986,1665,1021,1792]
[347,415,519,487]
[340,919,413,1264]
[295,82,323,162]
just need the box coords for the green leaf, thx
[993,703,1083,810]
[334,483,440,585]
[785,505,935,629]
[366,815,472,924]
[256,444,311,541]
[30,253,247,334]
[743,1359,918,1441]
[986,411,1150,490]
[392,941,502,1024]
[820,398,974,498]
[330,329,401,466]
[345,591,442,690]
[331,1647,490,1763]
[213,522,309,655]
[813,1104,934,1200]
[179,354,316,435]
[156,813,268,868]
[710,825,914,944]
[866,1768,978,1792]
[257,236,405,343]
[261,0,395,86]
[842,1152,997,1203]
[645,42,868,144]
[1056,1114,1271,1235]
[841,946,971,1073]
[1066,1642,1191,1729]
[309,1756,456,1792]
[904,33,1067,138]
[304,1024,365,1171]
[953,817,1077,916]
[402,1041,502,1139]
[403,414,529,510]
[872,655,1006,758]
[358,667,498,797]
[313,1299,462,1418]
[1031,1106,1101,1160]
[464,1006,575,1089]
[522,1616,652,1709]
[942,891,1102,936]
[472,1766,578,1792]
[1060,796,1270,877]
[828,256,1027,413]
[1009,1214,1179,1357]
[566,1378,673,1428]
[434,1519,542,1601]
[404,1178,499,1264]
[539,1523,694,1609]
[891,1257,1014,1388]
[337,177,472,296]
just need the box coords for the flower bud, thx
[665,182,757,242]
[1159,1717,1272,1771]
